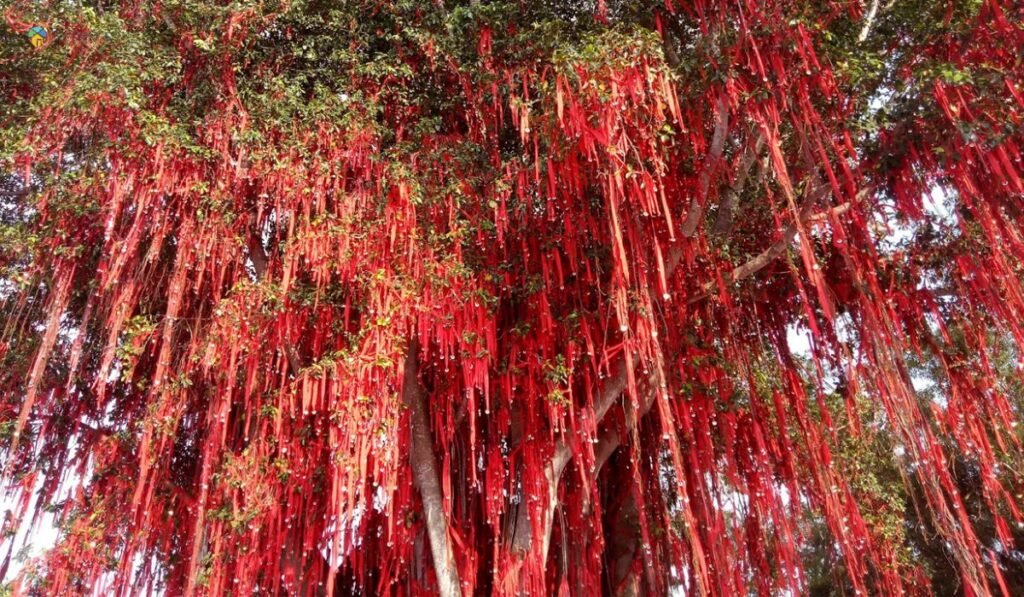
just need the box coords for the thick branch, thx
[807,195,863,224]
[681,94,730,238]
[514,114,766,564]
[549,129,767,477]
[511,355,641,563]
[688,178,854,305]
[508,460,560,564]
[605,488,644,597]
[247,230,303,374]
[543,142,860,564]
[712,134,766,237]
[520,367,660,565]
[595,374,660,474]
[858,0,881,42]
[549,352,636,483]
[403,340,462,597]
[247,232,269,279]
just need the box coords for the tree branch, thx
[681,94,730,238]
[510,148,793,584]
[858,0,881,43]
[512,113,766,566]
[712,134,766,238]
[247,228,303,375]
[687,178,857,305]
[246,231,269,280]
[594,373,660,474]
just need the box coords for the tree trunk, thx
[403,339,462,597]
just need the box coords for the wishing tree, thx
[1,0,1024,594]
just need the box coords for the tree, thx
[1,0,1023,594]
